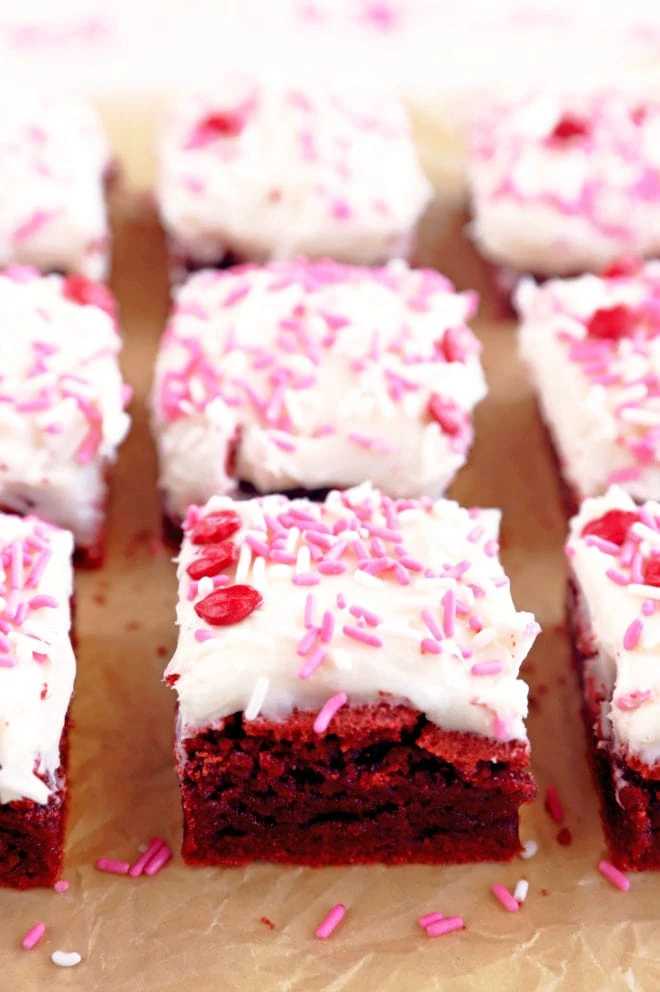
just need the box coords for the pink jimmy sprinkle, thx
[297,627,320,657]
[642,600,656,617]
[442,589,456,638]
[194,629,214,643]
[298,646,328,679]
[320,611,335,643]
[0,656,17,668]
[245,535,271,558]
[606,569,630,586]
[143,842,173,877]
[95,858,131,875]
[421,638,442,655]
[336,592,347,609]
[292,574,321,586]
[615,689,652,711]
[342,625,383,648]
[315,903,346,939]
[349,605,383,627]
[467,526,484,543]
[129,838,166,877]
[10,541,23,589]
[418,912,444,929]
[623,618,644,651]
[53,880,69,894]
[394,563,411,585]
[317,562,348,575]
[421,608,443,641]
[584,535,621,555]
[304,593,317,629]
[21,922,46,950]
[484,540,499,558]
[425,917,465,937]
[270,549,297,564]
[313,692,348,734]
[28,594,58,610]
[399,556,423,572]
[545,786,564,823]
[471,660,504,676]
[598,860,630,892]
[491,884,519,913]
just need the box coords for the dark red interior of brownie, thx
[0,727,69,889]
[567,581,660,870]
[176,703,535,867]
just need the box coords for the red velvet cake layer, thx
[567,582,660,870]
[176,703,535,867]
[0,727,69,889]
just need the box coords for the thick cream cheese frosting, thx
[157,74,432,269]
[0,514,75,806]
[0,267,131,547]
[151,259,486,518]
[166,483,539,743]
[0,91,111,279]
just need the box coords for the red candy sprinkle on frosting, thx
[190,511,242,545]
[549,114,590,142]
[186,541,239,580]
[62,274,117,319]
[581,510,639,547]
[642,558,660,588]
[601,257,641,279]
[195,585,263,626]
[585,305,636,340]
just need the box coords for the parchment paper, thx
[3,108,660,992]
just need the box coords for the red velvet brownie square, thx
[0,513,75,888]
[151,258,486,522]
[156,76,431,279]
[567,487,660,869]
[165,483,538,867]
[0,92,112,279]
[0,267,130,563]
[519,260,660,507]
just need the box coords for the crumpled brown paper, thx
[4,110,660,992]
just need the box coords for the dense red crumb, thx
[194,584,263,625]
[540,889,549,897]
[124,619,142,632]
[581,509,639,546]
[156,645,169,659]
[568,581,660,870]
[260,917,276,930]
[186,541,239,579]
[556,828,573,846]
[549,114,590,141]
[175,704,535,867]
[92,592,107,606]
[601,256,641,279]
[190,511,241,545]
[642,558,660,587]
[62,273,116,319]
[586,304,636,340]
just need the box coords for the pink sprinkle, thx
[297,627,319,656]
[421,608,443,641]
[426,916,465,937]
[467,526,484,543]
[144,843,173,877]
[320,611,335,643]
[399,556,423,572]
[342,625,383,648]
[95,858,130,875]
[606,569,630,586]
[492,884,519,913]
[394,563,411,585]
[349,605,382,627]
[245,535,270,558]
[10,542,23,589]
[194,629,214,642]
[313,692,348,733]
[471,660,503,676]
[337,592,346,608]
[545,786,564,823]
[469,615,484,633]
[53,880,69,894]
[418,912,444,929]
[298,646,328,679]
[615,689,652,711]
[317,561,348,575]
[21,923,46,950]
[484,540,499,558]
[421,638,442,654]
[14,209,57,243]
[442,589,456,638]
[0,656,18,668]
[292,574,321,586]
[623,618,644,651]
[642,599,656,617]
[608,467,642,485]
[598,860,630,892]
[28,594,58,610]
[304,593,317,629]
[129,837,166,878]
[315,903,346,939]
[270,549,297,564]
[585,535,620,555]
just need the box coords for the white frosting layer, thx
[0,91,111,279]
[157,75,432,268]
[0,514,75,805]
[518,263,660,502]
[166,483,538,742]
[568,486,660,768]
[151,260,486,518]
[0,269,130,547]
[468,92,660,275]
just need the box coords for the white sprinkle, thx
[286,526,301,555]
[244,677,269,720]
[626,583,660,600]
[269,565,293,579]
[331,648,353,670]
[246,503,267,531]
[471,627,496,650]
[235,542,253,583]
[397,508,425,524]
[296,545,311,574]
[631,522,660,546]
[52,951,82,968]
[251,556,267,591]
[513,879,529,903]
[354,569,383,588]
[197,576,214,597]
[520,840,538,860]
[620,408,660,426]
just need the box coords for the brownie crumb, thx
[260,917,276,930]
[556,828,572,846]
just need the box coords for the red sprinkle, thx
[549,114,589,141]
[186,541,238,579]
[642,558,660,587]
[545,786,564,823]
[556,827,572,846]
[195,584,263,626]
[601,256,641,279]
[598,860,630,892]
[586,304,636,340]
[190,511,241,545]
[581,510,639,547]
[62,273,116,318]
